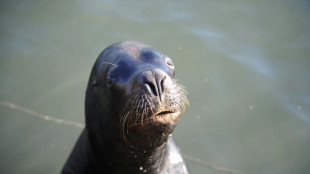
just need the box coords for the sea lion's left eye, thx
[166,58,174,68]
[107,74,115,87]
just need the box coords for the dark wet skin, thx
[62,41,189,174]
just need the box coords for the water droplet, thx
[204,78,209,83]
[143,169,147,173]
[249,105,253,110]
[139,166,143,171]
[177,46,182,50]
[134,155,137,158]
[298,106,302,110]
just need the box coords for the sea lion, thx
[62,41,189,174]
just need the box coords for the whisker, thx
[102,62,118,67]
[119,80,189,142]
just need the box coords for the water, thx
[1,0,309,173]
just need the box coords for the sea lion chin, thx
[62,41,189,174]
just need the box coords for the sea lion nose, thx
[138,69,167,100]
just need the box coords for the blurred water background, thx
[0,0,309,173]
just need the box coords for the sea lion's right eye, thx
[107,74,115,87]
[166,58,174,68]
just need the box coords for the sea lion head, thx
[85,41,188,149]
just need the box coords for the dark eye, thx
[166,58,174,68]
[107,74,115,87]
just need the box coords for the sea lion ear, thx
[92,80,98,88]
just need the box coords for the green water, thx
[1,0,309,173]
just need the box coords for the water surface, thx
[1,0,309,173]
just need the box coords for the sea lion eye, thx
[166,58,174,68]
[107,74,115,87]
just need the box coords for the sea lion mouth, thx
[129,110,181,128]
[155,110,176,117]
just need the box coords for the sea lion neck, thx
[85,126,169,174]
[113,137,168,173]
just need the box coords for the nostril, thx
[138,70,167,98]
[160,76,166,93]
[144,82,157,96]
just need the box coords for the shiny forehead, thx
[117,40,147,59]
[94,41,168,76]
[115,41,165,61]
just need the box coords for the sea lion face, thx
[87,41,188,148]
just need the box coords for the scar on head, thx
[102,62,118,67]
